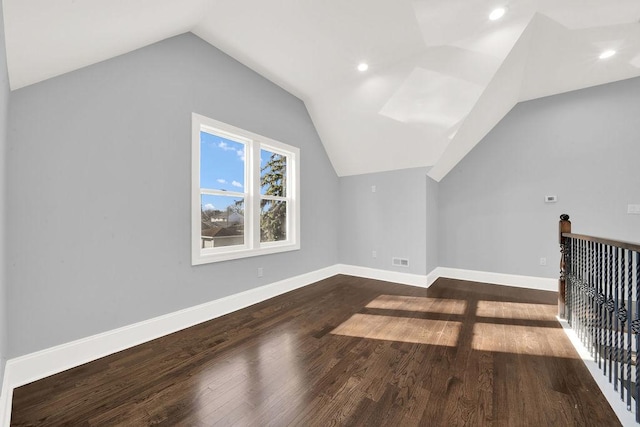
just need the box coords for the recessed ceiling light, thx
[599,50,616,59]
[489,7,506,21]
[357,63,369,72]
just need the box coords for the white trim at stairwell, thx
[0,264,555,426]
[433,266,557,292]
[556,317,636,427]
[336,265,556,292]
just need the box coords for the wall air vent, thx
[392,257,409,267]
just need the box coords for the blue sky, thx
[200,131,245,192]
[200,130,280,212]
[200,131,244,212]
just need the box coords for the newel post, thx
[558,214,571,319]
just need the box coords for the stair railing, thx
[559,214,640,421]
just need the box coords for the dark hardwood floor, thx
[11,275,621,426]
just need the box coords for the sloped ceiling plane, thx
[5,0,640,180]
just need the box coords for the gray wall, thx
[5,29,640,361]
[0,4,10,388]
[6,33,339,357]
[439,76,640,278]
[425,175,439,273]
[338,167,437,275]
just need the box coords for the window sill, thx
[192,242,300,265]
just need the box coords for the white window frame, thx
[192,113,300,265]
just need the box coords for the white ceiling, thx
[4,0,640,181]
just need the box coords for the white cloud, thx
[218,141,235,151]
[232,180,243,188]
[203,203,215,211]
[218,141,245,161]
[217,178,227,184]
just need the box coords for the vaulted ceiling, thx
[4,0,640,180]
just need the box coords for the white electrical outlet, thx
[257,267,263,277]
[544,196,557,203]
[540,257,547,266]
[371,185,376,193]
[372,250,377,258]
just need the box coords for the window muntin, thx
[192,114,299,264]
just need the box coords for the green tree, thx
[227,199,244,216]
[260,153,286,241]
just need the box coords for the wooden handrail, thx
[562,232,640,253]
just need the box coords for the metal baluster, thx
[571,240,580,330]
[576,238,580,325]
[627,249,633,410]
[573,240,582,337]
[600,242,606,370]
[635,250,639,422]
[586,240,591,352]
[598,242,603,369]
[578,239,583,341]
[584,239,588,344]
[608,244,614,384]
[580,241,587,344]
[589,242,600,363]
[590,241,596,358]
[603,244,609,377]
[620,247,627,402]
[567,238,573,324]
[576,239,581,334]
[615,246,620,392]
[600,243,609,376]
[591,241,597,359]
[587,241,592,356]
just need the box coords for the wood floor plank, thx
[10,275,622,426]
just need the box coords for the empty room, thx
[1,0,640,425]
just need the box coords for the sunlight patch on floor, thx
[476,300,554,321]
[472,323,578,358]
[331,313,460,346]
[366,294,467,315]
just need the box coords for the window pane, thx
[200,131,245,191]
[260,200,287,242]
[201,194,245,248]
[260,149,286,197]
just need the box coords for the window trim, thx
[192,113,300,265]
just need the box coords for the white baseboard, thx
[556,317,636,427]
[0,264,340,427]
[336,265,555,292]
[0,263,557,426]
[338,264,431,288]
[432,267,557,292]
[0,361,9,427]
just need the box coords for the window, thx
[192,113,300,264]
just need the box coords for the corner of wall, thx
[425,173,439,272]
[0,0,11,404]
